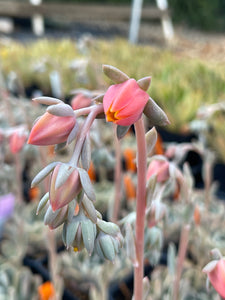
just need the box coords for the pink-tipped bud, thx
[103,78,149,126]
[147,159,170,183]
[9,131,27,153]
[71,93,92,110]
[203,258,225,298]
[50,163,81,211]
[27,112,76,146]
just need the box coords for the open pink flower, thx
[103,79,149,126]
[71,93,92,110]
[27,112,76,146]
[9,131,27,153]
[50,163,81,211]
[147,159,170,183]
[203,258,225,298]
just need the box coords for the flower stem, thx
[173,224,190,300]
[112,124,122,223]
[70,104,103,166]
[134,117,147,300]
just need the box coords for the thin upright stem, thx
[112,124,122,223]
[134,117,147,300]
[173,224,190,300]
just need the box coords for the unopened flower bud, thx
[71,93,92,110]
[147,158,170,183]
[50,163,81,211]
[28,111,76,146]
[44,203,68,229]
[63,210,97,255]
[95,230,123,261]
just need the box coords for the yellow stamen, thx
[106,107,119,122]
[74,247,79,252]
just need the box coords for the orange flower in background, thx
[155,134,164,155]
[103,79,149,126]
[28,112,76,146]
[71,93,92,110]
[124,174,136,202]
[193,205,201,225]
[123,148,136,173]
[88,161,96,182]
[38,281,55,300]
[29,186,40,201]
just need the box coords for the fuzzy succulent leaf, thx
[77,168,96,201]
[55,164,76,189]
[31,162,58,187]
[66,221,80,247]
[145,127,157,156]
[81,220,96,255]
[144,97,170,127]
[137,76,151,91]
[81,135,91,170]
[47,103,75,117]
[117,125,130,140]
[36,192,49,215]
[97,219,120,236]
[102,65,129,84]
[82,196,97,224]
[67,122,79,145]
[33,96,62,105]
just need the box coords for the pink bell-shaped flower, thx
[50,163,81,211]
[103,79,149,126]
[28,112,76,146]
[147,159,170,183]
[203,257,225,298]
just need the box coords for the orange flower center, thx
[106,106,119,122]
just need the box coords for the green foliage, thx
[0,39,225,133]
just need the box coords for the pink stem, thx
[134,117,147,300]
[173,224,190,300]
[112,124,122,223]
[70,104,103,166]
